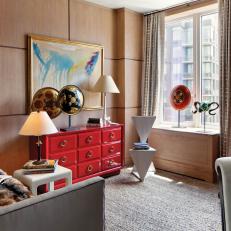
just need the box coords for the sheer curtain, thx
[219,0,231,156]
[141,12,165,116]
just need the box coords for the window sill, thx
[153,125,220,135]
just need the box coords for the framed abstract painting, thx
[28,34,104,112]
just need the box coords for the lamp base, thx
[102,116,111,126]
[32,159,47,165]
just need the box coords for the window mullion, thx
[194,13,201,128]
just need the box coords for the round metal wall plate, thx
[57,85,84,115]
[31,87,62,119]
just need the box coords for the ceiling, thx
[85,0,196,13]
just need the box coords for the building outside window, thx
[160,7,219,129]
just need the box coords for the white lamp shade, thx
[19,111,58,136]
[93,75,120,93]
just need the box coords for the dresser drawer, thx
[78,146,101,163]
[78,131,101,148]
[50,151,77,167]
[48,135,77,154]
[102,154,121,171]
[102,128,121,143]
[102,142,121,157]
[78,160,100,178]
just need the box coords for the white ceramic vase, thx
[132,116,156,143]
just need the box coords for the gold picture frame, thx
[28,34,104,113]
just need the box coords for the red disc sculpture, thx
[170,85,191,128]
[170,85,191,110]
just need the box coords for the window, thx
[201,13,219,125]
[160,7,219,129]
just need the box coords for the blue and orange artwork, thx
[85,52,99,75]
[32,42,100,90]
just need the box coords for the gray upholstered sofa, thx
[215,157,231,231]
[0,176,105,231]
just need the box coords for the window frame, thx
[158,5,219,130]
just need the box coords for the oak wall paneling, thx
[115,8,143,164]
[116,8,143,61]
[116,9,125,59]
[125,59,142,108]
[124,9,143,61]
[0,0,69,48]
[69,0,117,59]
[116,59,125,108]
[0,116,29,174]
[0,47,26,115]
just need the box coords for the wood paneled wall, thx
[116,9,143,164]
[0,0,143,173]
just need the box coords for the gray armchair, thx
[0,176,105,231]
[215,157,231,231]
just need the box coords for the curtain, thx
[141,12,165,116]
[219,0,231,156]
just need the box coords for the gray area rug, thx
[105,169,222,231]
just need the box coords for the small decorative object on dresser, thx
[92,75,120,125]
[58,85,84,131]
[87,118,103,127]
[29,124,124,189]
[19,111,58,165]
[170,85,192,128]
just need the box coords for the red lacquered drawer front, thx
[102,142,121,157]
[50,151,77,167]
[78,160,100,178]
[102,154,121,171]
[78,146,101,163]
[78,131,101,148]
[102,128,121,143]
[55,165,77,187]
[48,135,77,154]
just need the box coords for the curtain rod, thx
[144,0,202,16]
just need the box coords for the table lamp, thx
[19,111,58,165]
[93,75,120,125]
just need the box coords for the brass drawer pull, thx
[109,132,115,139]
[86,136,93,144]
[109,159,114,166]
[60,140,68,147]
[109,146,115,153]
[86,151,93,158]
[60,156,67,163]
[87,165,93,173]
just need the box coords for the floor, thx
[105,168,222,231]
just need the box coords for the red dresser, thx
[29,124,124,188]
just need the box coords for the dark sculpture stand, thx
[60,115,78,131]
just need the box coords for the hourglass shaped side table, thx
[129,116,156,182]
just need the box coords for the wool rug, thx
[105,169,222,231]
